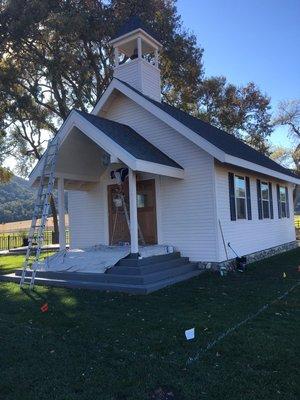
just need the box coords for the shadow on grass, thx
[0,248,299,400]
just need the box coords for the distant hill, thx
[0,176,36,223]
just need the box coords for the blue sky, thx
[177,0,300,147]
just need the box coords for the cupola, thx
[109,16,162,102]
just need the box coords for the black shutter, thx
[228,172,236,221]
[277,184,281,218]
[257,179,262,219]
[285,186,290,218]
[245,177,252,220]
[269,182,274,219]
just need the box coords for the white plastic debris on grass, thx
[185,328,195,340]
[35,244,171,274]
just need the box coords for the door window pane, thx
[137,194,147,208]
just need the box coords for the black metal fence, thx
[0,230,69,251]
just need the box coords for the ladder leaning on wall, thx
[20,138,59,290]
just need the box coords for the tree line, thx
[0,0,299,208]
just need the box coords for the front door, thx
[108,179,157,245]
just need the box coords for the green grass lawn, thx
[0,252,54,274]
[0,250,299,400]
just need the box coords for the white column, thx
[137,37,142,59]
[128,168,138,255]
[58,177,66,250]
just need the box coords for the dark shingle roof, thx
[115,79,297,179]
[113,16,159,42]
[76,110,182,169]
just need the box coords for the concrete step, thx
[106,257,189,275]
[117,252,181,267]
[103,263,198,284]
[0,268,203,294]
[14,261,197,285]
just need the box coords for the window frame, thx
[261,181,270,219]
[234,174,247,220]
[279,186,287,218]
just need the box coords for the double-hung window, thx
[257,180,274,219]
[279,186,287,218]
[228,172,252,221]
[261,182,270,219]
[235,175,247,219]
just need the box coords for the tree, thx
[274,99,300,138]
[0,0,274,214]
[273,98,300,177]
[270,145,300,204]
[270,146,299,172]
[196,77,273,153]
[0,131,12,183]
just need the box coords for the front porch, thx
[28,109,189,289]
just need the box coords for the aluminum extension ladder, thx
[20,139,59,289]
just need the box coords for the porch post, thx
[57,177,66,251]
[128,168,139,255]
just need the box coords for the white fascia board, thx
[92,79,226,162]
[135,160,184,179]
[109,29,162,48]
[92,83,116,115]
[225,154,300,184]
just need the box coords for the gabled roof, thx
[112,16,160,43]
[111,79,298,181]
[76,110,182,169]
[29,109,184,185]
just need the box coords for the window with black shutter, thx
[245,177,252,220]
[277,185,289,218]
[276,184,281,218]
[269,182,274,219]
[257,180,274,219]
[228,172,236,221]
[228,173,252,221]
[285,186,290,218]
[257,179,262,219]
[235,175,247,219]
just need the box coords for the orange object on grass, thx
[40,303,48,313]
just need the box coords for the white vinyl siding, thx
[114,58,161,101]
[68,182,106,248]
[101,93,219,261]
[215,163,295,262]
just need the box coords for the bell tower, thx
[109,16,162,102]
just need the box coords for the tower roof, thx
[111,16,161,44]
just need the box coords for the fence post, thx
[7,235,10,250]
